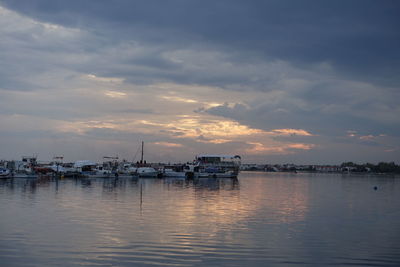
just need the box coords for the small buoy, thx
[374,186,378,190]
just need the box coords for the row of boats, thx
[0,154,241,179]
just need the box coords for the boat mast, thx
[140,141,144,164]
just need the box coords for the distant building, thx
[314,165,342,172]
[240,164,264,171]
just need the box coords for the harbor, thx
[1,1,399,266]
[0,153,242,180]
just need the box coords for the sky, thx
[0,0,399,164]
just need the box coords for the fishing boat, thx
[73,160,113,178]
[12,156,39,178]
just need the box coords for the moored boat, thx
[12,156,39,178]
[12,172,38,179]
[0,167,11,178]
[73,160,114,178]
[137,167,160,178]
[194,154,241,178]
[162,165,187,178]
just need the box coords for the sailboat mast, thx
[140,141,144,163]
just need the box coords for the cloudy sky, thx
[0,0,399,164]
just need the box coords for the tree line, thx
[341,162,400,173]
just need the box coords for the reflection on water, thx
[0,172,400,266]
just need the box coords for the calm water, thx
[0,172,399,266]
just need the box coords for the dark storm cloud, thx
[1,0,399,163]
[2,0,399,87]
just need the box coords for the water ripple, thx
[0,173,399,266]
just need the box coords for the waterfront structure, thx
[193,154,241,178]
[314,165,342,172]
[0,154,242,179]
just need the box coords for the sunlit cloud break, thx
[104,91,127,98]
[85,74,125,84]
[268,129,314,136]
[140,117,265,139]
[152,142,183,148]
[246,142,315,155]
[161,96,198,103]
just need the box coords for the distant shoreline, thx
[241,162,400,174]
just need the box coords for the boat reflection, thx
[163,177,239,191]
[0,174,308,227]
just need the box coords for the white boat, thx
[137,167,159,178]
[126,166,138,175]
[162,165,187,178]
[0,168,11,178]
[92,169,113,178]
[73,160,114,178]
[12,156,39,178]
[134,142,161,178]
[119,163,137,175]
[48,164,67,173]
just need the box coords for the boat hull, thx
[162,171,187,178]
[137,167,159,178]
[0,168,11,178]
[12,173,38,179]
[196,172,238,178]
